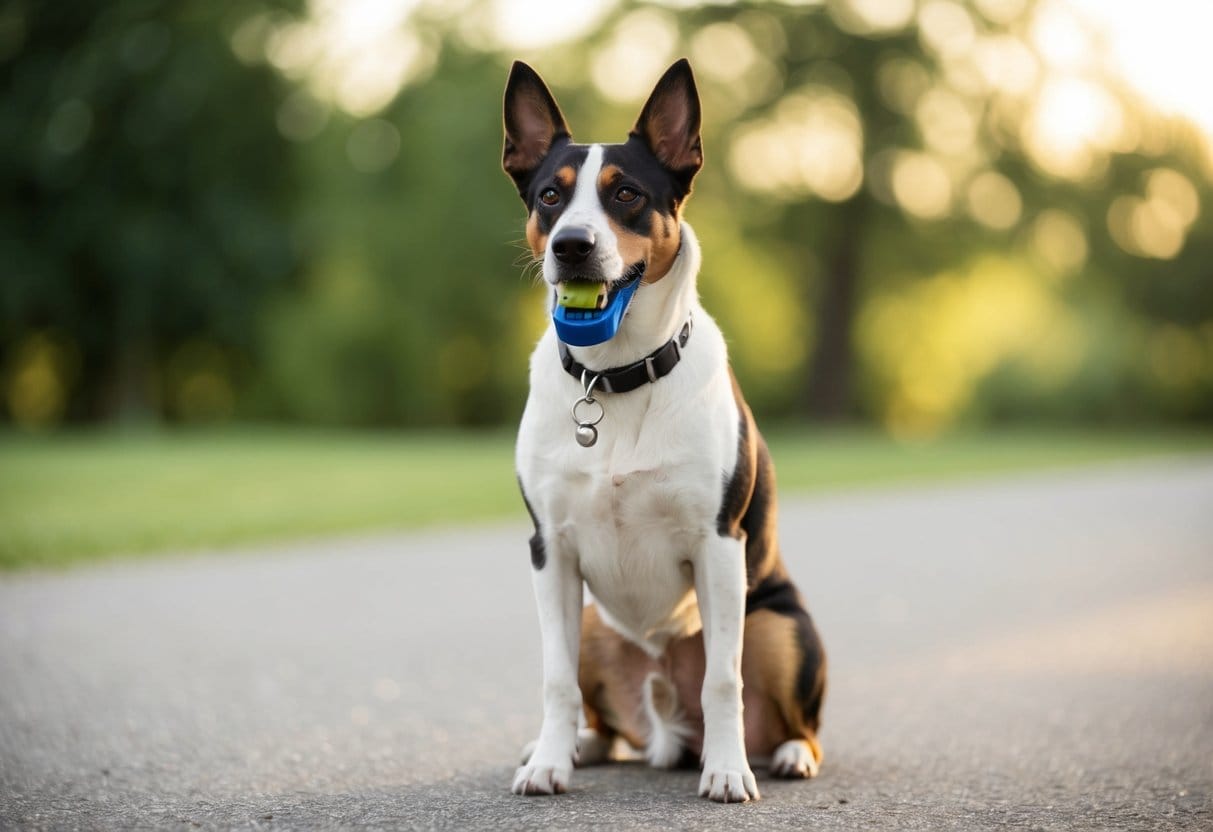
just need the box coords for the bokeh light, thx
[1021,77,1125,180]
[890,151,952,220]
[1107,168,1201,260]
[590,9,679,103]
[1029,209,1088,277]
[729,87,864,203]
[966,171,1022,231]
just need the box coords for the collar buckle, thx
[644,356,659,384]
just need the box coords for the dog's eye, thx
[616,187,639,203]
[539,188,561,206]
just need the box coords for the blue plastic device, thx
[552,274,642,347]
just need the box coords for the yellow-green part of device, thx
[558,280,607,310]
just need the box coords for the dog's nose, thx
[551,227,596,265]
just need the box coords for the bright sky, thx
[1070,0,1213,136]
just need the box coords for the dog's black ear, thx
[503,61,570,196]
[631,58,702,190]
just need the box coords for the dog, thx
[503,58,826,803]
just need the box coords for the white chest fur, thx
[516,225,740,655]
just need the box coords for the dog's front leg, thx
[512,546,583,796]
[695,535,760,802]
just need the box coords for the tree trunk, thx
[804,197,868,421]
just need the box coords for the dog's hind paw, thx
[770,739,820,779]
[512,762,572,796]
[698,765,760,803]
[576,728,613,766]
[520,729,611,767]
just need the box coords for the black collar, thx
[558,316,693,394]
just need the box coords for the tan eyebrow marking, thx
[555,165,577,188]
[597,164,622,191]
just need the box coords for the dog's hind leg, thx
[740,598,827,779]
[575,603,650,763]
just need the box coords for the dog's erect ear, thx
[503,61,570,195]
[631,59,703,189]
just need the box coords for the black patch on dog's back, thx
[716,399,752,542]
[741,438,780,583]
[716,369,781,589]
[519,478,545,570]
[744,574,801,616]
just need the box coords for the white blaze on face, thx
[545,144,624,284]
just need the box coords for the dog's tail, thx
[642,671,693,769]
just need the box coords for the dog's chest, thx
[553,453,714,641]
[517,288,739,647]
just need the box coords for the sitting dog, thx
[503,58,826,803]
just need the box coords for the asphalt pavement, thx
[2,457,1211,830]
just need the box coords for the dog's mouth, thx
[552,263,645,347]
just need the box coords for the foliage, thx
[0,0,302,424]
[258,50,534,426]
[2,0,1211,432]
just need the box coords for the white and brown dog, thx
[504,59,826,803]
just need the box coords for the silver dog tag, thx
[571,372,604,449]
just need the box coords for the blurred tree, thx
[557,0,1213,429]
[2,0,1209,432]
[0,0,302,424]
[258,44,531,426]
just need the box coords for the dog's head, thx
[502,59,703,289]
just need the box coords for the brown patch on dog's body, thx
[579,604,650,750]
[740,610,821,759]
[579,604,823,763]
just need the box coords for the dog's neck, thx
[562,222,701,372]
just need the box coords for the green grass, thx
[1,426,1210,570]
[763,427,1213,491]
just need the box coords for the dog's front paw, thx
[698,762,760,803]
[512,761,572,796]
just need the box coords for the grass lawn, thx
[1,426,1210,570]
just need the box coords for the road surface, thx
[2,457,1212,830]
